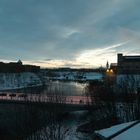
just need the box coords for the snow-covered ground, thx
[95,121,140,140]
[65,111,93,140]
[113,121,140,140]
[95,121,136,138]
[45,71,103,81]
[0,72,42,90]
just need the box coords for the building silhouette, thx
[0,60,40,73]
[117,53,140,74]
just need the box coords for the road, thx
[0,92,92,105]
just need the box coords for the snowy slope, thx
[47,71,103,81]
[0,72,42,90]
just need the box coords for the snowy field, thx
[0,72,42,90]
[45,71,103,81]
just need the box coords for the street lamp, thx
[106,69,113,75]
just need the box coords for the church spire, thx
[17,59,22,65]
[106,61,109,69]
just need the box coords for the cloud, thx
[22,41,129,68]
[76,42,129,67]
[0,0,139,67]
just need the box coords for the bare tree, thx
[26,84,69,140]
[85,79,117,129]
[116,74,140,121]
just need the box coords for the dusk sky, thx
[0,0,140,68]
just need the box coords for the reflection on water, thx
[0,81,89,140]
[41,81,88,96]
[9,81,88,96]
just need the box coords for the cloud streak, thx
[0,0,139,67]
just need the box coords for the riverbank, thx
[0,72,42,91]
[0,103,94,140]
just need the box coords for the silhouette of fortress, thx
[0,60,40,73]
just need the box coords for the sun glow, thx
[0,42,129,68]
[76,42,128,67]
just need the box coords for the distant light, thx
[106,69,113,76]
[106,69,109,73]
[110,69,113,73]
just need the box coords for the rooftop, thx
[95,121,140,140]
